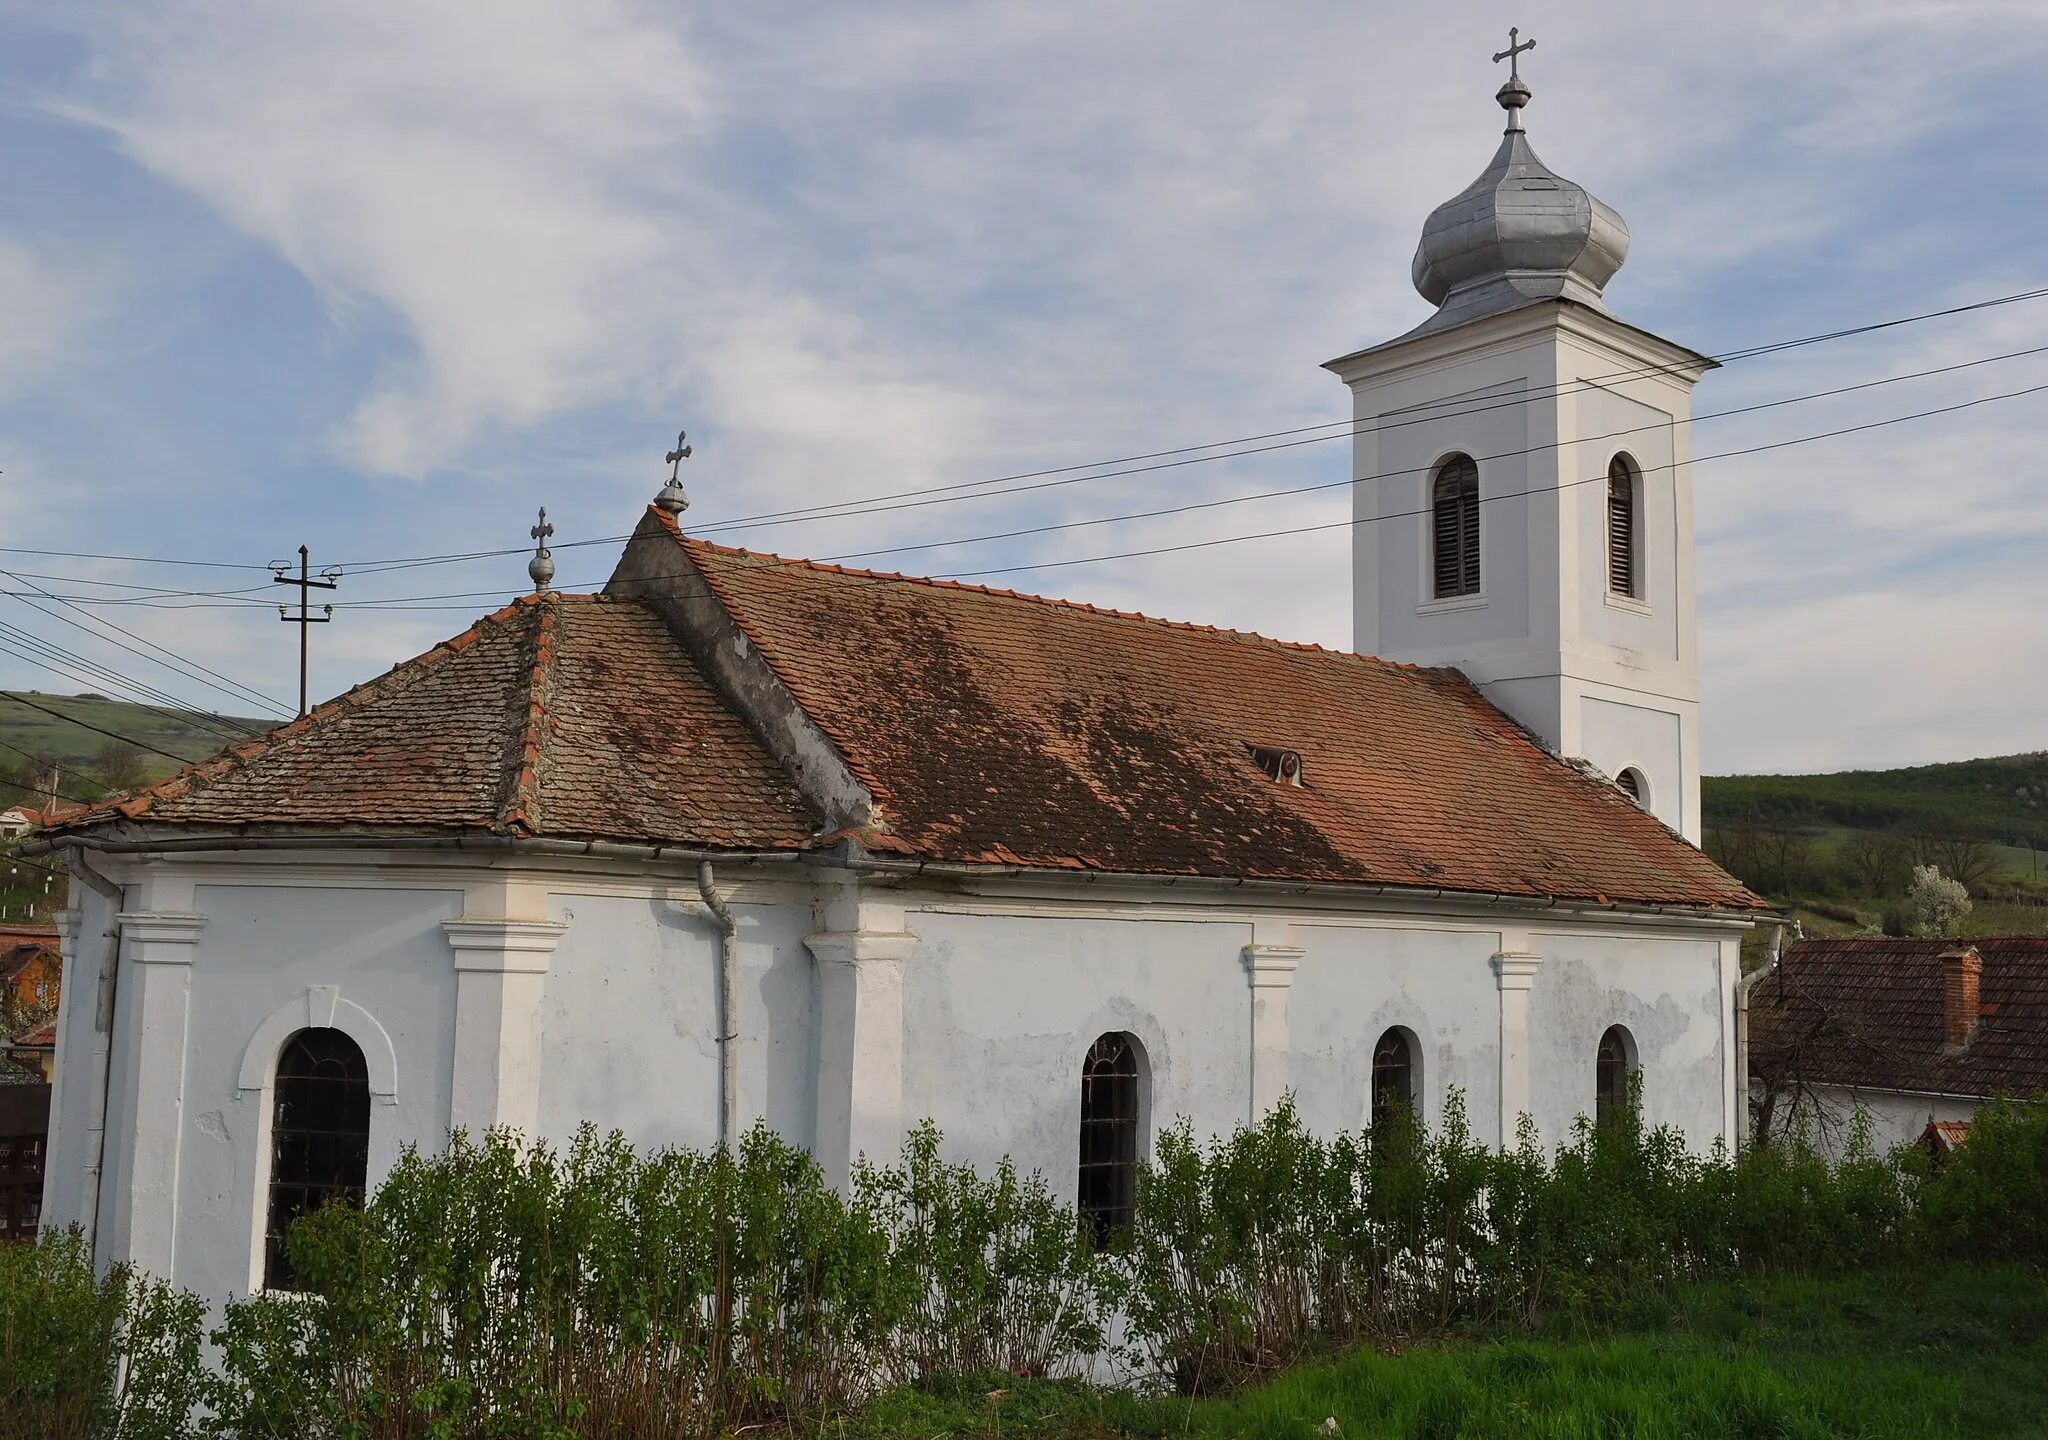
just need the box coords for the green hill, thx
[1704,753,2048,847]
[0,691,275,798]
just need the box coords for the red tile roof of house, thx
[31,515,1757,910]
[1750,937,2048,1098]
[37,593,816,851]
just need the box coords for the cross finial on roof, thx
[527,505,556,593]
[655,428,693,514]
[1493,27,1534,82]
[1491,27,1535,128]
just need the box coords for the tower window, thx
[1078,1032,1142,1247]
[1596,1025,1636,1126]
[1370,1027,1415,1127]
[265,1027,370,1290]
[1606,455,1640,598]
[1431,455,1481,598]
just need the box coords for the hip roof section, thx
[37,593,817,851]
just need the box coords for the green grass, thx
[842,1267,2048,1439]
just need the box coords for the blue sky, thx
[0,1,2043,774]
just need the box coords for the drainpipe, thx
[66,847,126,1263]
[696,860,739,1148]
[1732,912,1788,1153]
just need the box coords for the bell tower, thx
[1325,41,1714,842]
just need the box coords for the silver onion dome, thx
[1408,77,1629,334]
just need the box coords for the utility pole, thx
[273,546,338,717]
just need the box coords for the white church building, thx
[31,63,1758,1302]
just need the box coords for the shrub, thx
[1903,864,1972,937]
[0,1229,205,1440]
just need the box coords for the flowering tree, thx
[1903,864,1972,939]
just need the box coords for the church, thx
[30,60,1758,1303]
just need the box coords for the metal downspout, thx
[1733,914,1788,1153]
[66,847,126,1263]
[697,860,739,1149]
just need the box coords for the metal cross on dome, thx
[1493,27,1535,81]
[666,429,693,480]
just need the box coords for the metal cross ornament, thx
[1493,27,1534,81]
[655,427,694,514]
[528,506,556,593]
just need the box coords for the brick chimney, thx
[1940,947,1982,1050]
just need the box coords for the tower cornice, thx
[1324,297,1716,391]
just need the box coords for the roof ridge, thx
[40,596,548,832]
[671,526,1419,666]
[497,596,559,836]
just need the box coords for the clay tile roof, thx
[10,1018,54,1049]
[38,594,816,851]
[1751,937,2048,1097]
[673,532,1755,907]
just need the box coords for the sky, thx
[0,0,2043,777]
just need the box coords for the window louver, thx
[1431,455,1480,598]
[1607,457,1637,597]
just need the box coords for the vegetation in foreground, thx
[854,1265,2048,1438]
[2,1096,2044,1438]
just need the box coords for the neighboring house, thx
[0,923,60,1082]
[27,66,1761,1306]
[0,807,39,840]
[1747,937,2048,1159]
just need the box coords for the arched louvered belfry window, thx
[1616,768,1645,805]
[265,1027,370,1289]
[1078,1032,1142,1247]
[1431,455,1481,598]
[1370,1027,1415,1128]
[1596,1025,1637,1126]
[1606,454,1640,598]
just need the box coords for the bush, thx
[0,1229,205,1440]
[1903,864,1972,937]
[4,1095,2045,1431]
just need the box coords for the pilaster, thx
[1242,925,1303,1121]
[111,910,205,1278]
[806,927,917,1189]
[443,917,566,1137]
[1491,950,1542,1149]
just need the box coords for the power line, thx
[1,281,2042,589]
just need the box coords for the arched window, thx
[1431,455,1481,598]
[1078,1032,1142,1247]
[265,1027,370,1290]
[1370,1027,1415,1127]
[1595,1025,1636,1126]
[1606,455,1639,598]
[1615,767,1646,806]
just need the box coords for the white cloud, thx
[8,0,2047,771]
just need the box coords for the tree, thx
[92,740,149,794]
[1903,865,1972,939]
[1908,821,2001,892]
[1838,829,1910,898]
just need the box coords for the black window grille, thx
[265,1028,370,1290]
[1371,1028,1414,1128]
[1607,456,1638,597]
[1078,1033,1140,1247]
[1596,1026,1634,1126]
[0,1132,44,1240]
[1431,455,1481,598]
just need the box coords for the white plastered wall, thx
[43,855,1741,1308]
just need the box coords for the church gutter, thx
[65,846,126,1264]
[836,853,1763,928]
[18,832,809,868]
